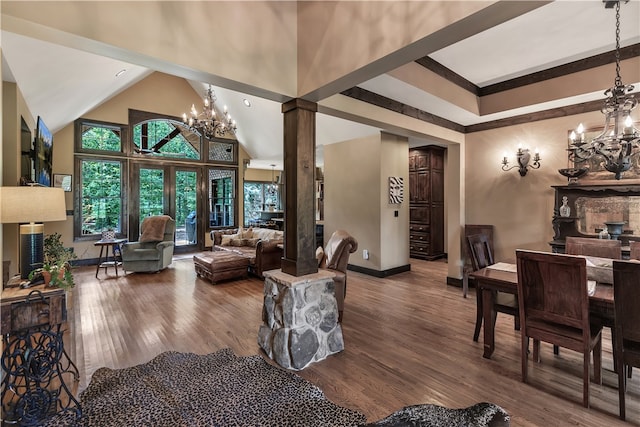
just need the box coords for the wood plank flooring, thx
[65,256,639,426]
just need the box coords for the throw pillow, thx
[220,233,239,246]
[241,227,254,239]
[230,238,246,247]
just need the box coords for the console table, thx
[1,285,81,425]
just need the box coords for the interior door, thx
[131,162,199,251]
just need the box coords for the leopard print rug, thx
[43,348,366,426]
[42,348,509,427]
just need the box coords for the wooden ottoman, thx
[193,251,250,284]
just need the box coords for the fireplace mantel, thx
[549,182,640,257]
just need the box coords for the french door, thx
[131,162,200,252]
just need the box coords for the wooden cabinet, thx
[409,145,445,260]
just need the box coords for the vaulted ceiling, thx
[2,1,639,170]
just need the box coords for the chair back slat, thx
[565,236,621,259]
[467,234,494,271]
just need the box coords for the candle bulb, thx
[577,123,585,142]
[624,115,634,136]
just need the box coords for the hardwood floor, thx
[65,256,639,426]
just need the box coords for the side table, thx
[94,238,127,278]
[1,285,81,425]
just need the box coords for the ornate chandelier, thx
[182,85,237,139]
[567,0,639,180]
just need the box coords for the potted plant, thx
[30,233,77,289]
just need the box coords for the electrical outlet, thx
[363,249,369,260]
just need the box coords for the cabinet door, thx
[417,170,430,203]
[431,169,444,203]
[409,171,418,202]
[416,152,430,170]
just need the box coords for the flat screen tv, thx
[35,116,53,186]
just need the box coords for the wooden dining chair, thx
[629,240,640,260]
[462,225,494,298]
[516,250,602,408]
[467,234,519,342]
[613,259,640,420]
[565,236,622,259]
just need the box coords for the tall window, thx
[243,181,280,227]
[209,168,236,228]
[74,120,127,239]
[79,159,123,236]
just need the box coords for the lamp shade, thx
[0,186,67,224]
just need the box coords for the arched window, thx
[132,119,200,160]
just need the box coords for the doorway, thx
[131,162,200,252]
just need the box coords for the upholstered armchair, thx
[319,230,358,322]
[122,215,176,273]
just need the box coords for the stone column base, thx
[258,269,344,370]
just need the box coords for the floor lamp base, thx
[20,223,44,279]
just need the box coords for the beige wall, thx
[379,132,410,270]
[296,1,497,97]
[324,131,409,272]
[464,109,606,263]
[2,1,299,99]
[2,81,36,279]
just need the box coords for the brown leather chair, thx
[613,259,640,420]
[516,250,602,408]
[565,236,622,259]
[629,240,640,260]
[467,234,519,342]
[319,230,358,323]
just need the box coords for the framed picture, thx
[53,174,72,192]
[568,123,640,182]
[35,116,53,186]
[389,176,404,204]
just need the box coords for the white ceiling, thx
[2,1,639,171]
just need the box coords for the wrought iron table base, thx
[1,324,81,425]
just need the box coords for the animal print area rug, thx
[43,348,366,427]
[43,348,510,427]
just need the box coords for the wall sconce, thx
[501,147,541,177]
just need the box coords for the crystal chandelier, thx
[182,85,237,139]
[567,1,639,180]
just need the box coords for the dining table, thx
[469,255,614,359]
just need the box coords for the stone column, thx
[258,269,344,370]
[281,99,318,277]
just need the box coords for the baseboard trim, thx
[447,276,463,288]
[347,263,411,278]
[73,258,99,267]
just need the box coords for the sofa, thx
[210,227,284,279]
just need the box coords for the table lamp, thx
[0,185,67,279]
